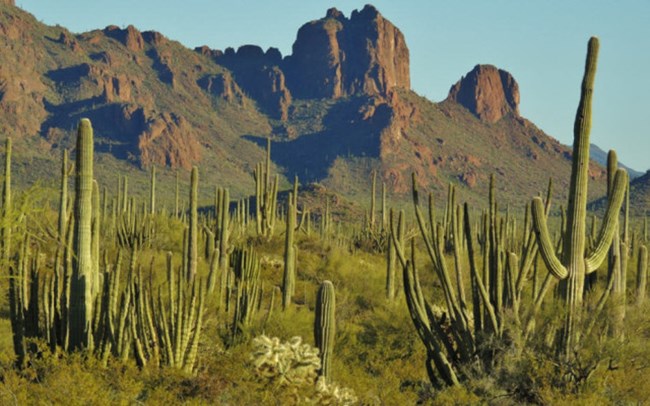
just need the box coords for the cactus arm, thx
[531,197,568,279]
[585,169,628,273]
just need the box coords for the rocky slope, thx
[0,2,613,207]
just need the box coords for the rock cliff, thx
[285,5,410,99]
[447,64,519,123]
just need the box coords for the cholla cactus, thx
[251,335,357,405]
[311,377,358,405]
[251,335,320,387]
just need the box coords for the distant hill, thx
[629,171,650,216]
[0,2,610,209]
[590,144,642,179]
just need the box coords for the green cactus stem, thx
[69,118,95,351]
[314,280,335,383]
[188,166,198,281]
[150,165,156,215]
[282,185,297,310]
[531,37,628,358]
[637,245,647,306]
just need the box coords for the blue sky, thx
[18,0,650,171]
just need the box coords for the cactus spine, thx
[69,118,95,351]
[530,37,628,358]
[314,280,335,383]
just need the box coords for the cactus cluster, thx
[390,37,632,388]
[0,35,645,403]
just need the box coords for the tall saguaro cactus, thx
[314,280,335,383]
[69,118,96,351]
[530,37,628,358]
[188,166,198,281]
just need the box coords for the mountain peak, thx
[447,64,520,123]
[285,4,410,99]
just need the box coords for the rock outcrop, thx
[104,25,145,52]
[197,72,246,105]
[285,5,410,99]
[446,64,519,123]
[138,112,200,169]
[215,45,292,120]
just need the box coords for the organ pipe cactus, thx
[231,247,261,341]
[216,187,230,287]
[255,138,278,239]
[4,138,26,366]
[369,170,376,230]
[282,179,298,309]
[314,280,335,383]
[188,166,198,281]
[530,37,628,358]
[69,118,96,351]
[637,245,648,305]
[386,209,403,301]
[150,165,156,215]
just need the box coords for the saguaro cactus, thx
[314,280,335,383]
[69,118,95,351]
[188,166,198,281]
[530,37,628,358]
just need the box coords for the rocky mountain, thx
[0,2,610,207]
[446,64,519,123]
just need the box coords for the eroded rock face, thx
[138,112,200,169]
[197,72,246,104]
[104,25,144,52]
[285,5,410,99]
[447,64,519,123]
[215,45,292,120]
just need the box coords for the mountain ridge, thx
[0,2,616,208]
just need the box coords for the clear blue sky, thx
[18,0,650,171]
